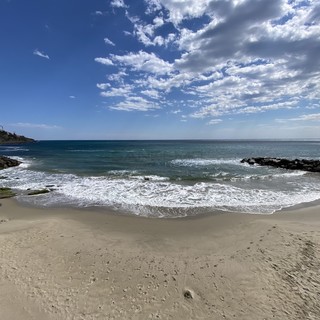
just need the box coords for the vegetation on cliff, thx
[0,128,35,144]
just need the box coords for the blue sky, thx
[1,0,319,140]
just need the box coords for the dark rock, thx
[27,189,50,196]
[183,289,194,299]
[241,157,320,173]
[0,156,21,169]
[0,187,16,199]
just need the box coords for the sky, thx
[0,0,320,140]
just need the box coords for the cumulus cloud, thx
[110,0,127,8]
[141,89,161,99]
[151,0,210,25]
[111,96,160,111]
[94,57,114,65]
[33,49,50,60]
[100,85,133,97]
[99,0,320,121]
[126,10,176,47]
[110,51,173,75]
[107,70,128,83]
[96,83,111,90]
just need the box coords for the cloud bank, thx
[94,0,320,124]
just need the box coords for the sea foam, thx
[3,165,320,217]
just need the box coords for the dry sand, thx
[0,199,320,320]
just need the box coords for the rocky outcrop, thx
[0,187,16,199]
[241,157,320,173]
[0,156,21,169]
[0,129,35,144]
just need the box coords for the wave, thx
[171,158,244,167]
[3,166,320,217]
[107,170,170,181]
[206,170,306,182]
[0,146,30,152]
[68,149,106,153]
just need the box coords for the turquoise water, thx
[1,140,320,217]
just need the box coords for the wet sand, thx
[0,199,320,319]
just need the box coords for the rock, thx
[241,157,320,173]
[0,156,21,169]
[0,187,16,199]
[183,289,194,299]
[27,189,50,196]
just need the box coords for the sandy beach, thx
[0,199,320,320]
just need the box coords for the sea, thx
[1,140,320,218]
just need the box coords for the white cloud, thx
[94,57,114,65]
[153,16,164,28]
[157,0,210,25]
[100,85,133,97]
[123,30,132,36]
[111,96,160,111]
[280,113,320,122]
[96,83,111,90]
[33,49,50,60]
[96,0,320,120]
[141,89,160,99]
[144,0,162,14]
[110,51,173,75]
[127,11,175,47]
[207,119,223,125]
[110,0,127,8]
[104,37,115,46]
[108,70,128,83]
[97,83,134,97]
[12,123,60,130]
[69,95,76,99]
[138,72,193,92]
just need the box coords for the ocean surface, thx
[1,140,320,218]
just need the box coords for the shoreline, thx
[11,191,320,220]
[1,198,320,319]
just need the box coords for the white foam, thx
[171,158,243,167]
[107,170,140,176]
[231,170,306,181]
[130,175,170,181]
[3,167,320,217]
[56,178,320,215]
[1,156,33,169]
[0,146,30,152]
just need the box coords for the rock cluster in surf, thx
[241,157,320,173]
[0,156,21,170]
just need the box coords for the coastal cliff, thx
[0,129,35,145]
